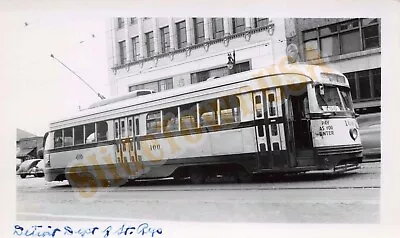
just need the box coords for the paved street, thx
[16,162,380,223]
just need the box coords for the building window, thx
[372,68,381,98]
[191,62,250,84]
[129,78,173,93]
[358,70,371,99]
[211,18,224,39]
[341,28,361,54]
[320,34,340,58]
[303,18,380,61]
[232,18,245,34]
[145,31,154,57]
[160,26,170,53]
[176,21,187,49]
[117,18,125,29]
[344,68,381,102]
[254,18,269,28]
[130,18,137,25]
[193,18,205,44]
[362,18,380,49]
[131,36,140,61]
[159,78,173,91]
[118,40,126,65]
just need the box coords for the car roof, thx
[19,159,41,169]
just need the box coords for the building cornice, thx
[111,23,274,72]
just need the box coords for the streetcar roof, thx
[49,64,345,129]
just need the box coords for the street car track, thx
[19,183,380,193]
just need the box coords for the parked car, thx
[31,160,45,177]
[16,158,22,171]
[357,112,381,159]
[17,159,42,178]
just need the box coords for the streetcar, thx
[43,64,363,186]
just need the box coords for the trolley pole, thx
[50,54,106,100]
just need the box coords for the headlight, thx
[349,128,358,140]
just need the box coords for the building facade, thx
[106,17,288,96]
[285,18,381,113]
[106,17,381,113]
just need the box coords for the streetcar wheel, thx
[237,170,252,183]
[190,168,205,184]
[20,174,26,179]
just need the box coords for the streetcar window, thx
[121,120,126,138]
[97,121,108,142]
[128,118,133,137]
[74,125,84,145]
[220,96,241,124]
[163,107,179,132]
[255,94,263,118]
[114,121,119,138]
[54,130,63,148]
[268,93,276,117]
[199,99,217,127]
[63,128,73,146]
[146,111,162,134]
[257,125,264,137]
[180,103,198,130]
[85,123,96,143]
[135,118,140,135]
[255,95,261,104]
[270,124,278,136]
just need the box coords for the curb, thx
[362,153,381,163]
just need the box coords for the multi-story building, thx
[285,18,381,113]
[106,17,381,114]
[106,17,288,96]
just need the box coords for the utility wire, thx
[50,54,106,100]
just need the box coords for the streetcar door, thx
[253,91,269,168]
[126,117,137,163]
[254,89,289,169]
[114,118,128,163]
[132,115,144,171]
[264,89,289,169]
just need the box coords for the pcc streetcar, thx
[43,64,363,186]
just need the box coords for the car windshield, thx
[314,85,353,112]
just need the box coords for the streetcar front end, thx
[308,72,363,171]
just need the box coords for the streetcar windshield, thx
[314,84,354,112]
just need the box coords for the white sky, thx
[2,13,110,136]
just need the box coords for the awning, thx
[16,148,35,158]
